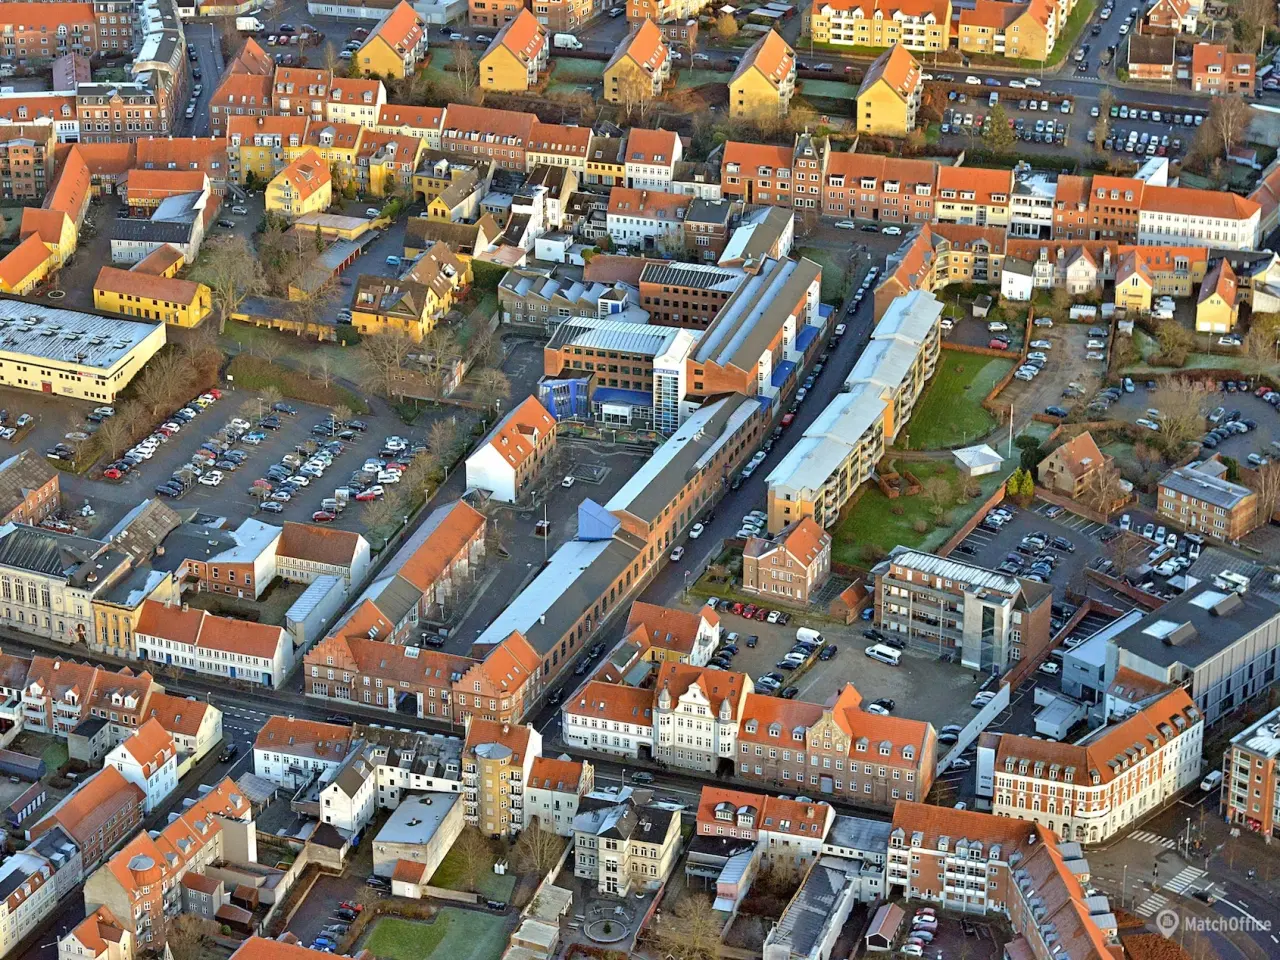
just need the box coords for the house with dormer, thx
[465,395,558,504]
[653,662,751,774]
[104,718,178,814]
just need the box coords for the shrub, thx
[891,504,905,516]
[912,519,929,534]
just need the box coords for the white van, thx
[1200,770,1223,792]
[865,644,902,665]
[796,627,824,646]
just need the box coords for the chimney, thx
[181,603,188,613]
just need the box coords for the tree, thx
[95,416,132,460]
[1107,531,1146,577]
[1015,434,1043,472]
[167,916,220,960]
[1243,314,1280,361]
[1091,118,1110,154]
[453,41,479,99]
[1151,377,1209,449]
[258,385,283,411]
[361,495,401,548]
[982,104,1016,153]
[1154,319,1194,367]
[359,332,415,397]
[473,368,511,413]
[451,827,492,893]
[513,817,563,874]
[652,894,723,960]
[428,418,460,461]
[1252,462,1280,527]
[923,476,952,518]
[203,235,265,334]
[615,68,657,124]
[1097,88,1115,118]
[332,404,354,427]
[1199,94,1252,164]
[1080,463,1127,517]
[1232,0,1276,54]
[714,12,739,39]
[309,355,336,388]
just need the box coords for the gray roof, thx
[0,451,56,520]
[882,548,1022,597]
[106,498,183,563]
[374,791,459,844]
[720,206,791,268]
[695,258,820,371]
[110,217,197,244]
[823,815,892,856]
[639,261,742,291]
[366,574,422,628]
[149,522,239,574]
[547,315,688,358]
[1159,462,1254,510]
[1114,580,1280,670]
[684,198,734,226]
[0,524,106,579]
[768,856,862,956]
[0,299,163,370]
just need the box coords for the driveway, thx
[1000,320,1106,420]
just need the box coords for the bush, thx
[891,504,905,516]
[912,519,929,534]
[227,355,367,412]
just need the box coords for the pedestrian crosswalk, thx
[1135,894,1168,918]
[1162,866,1208,895]
[1131,830,1177,849]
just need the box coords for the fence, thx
[936,682,1011,774]
[1085,568,1168,609]
[938,478,1012,557]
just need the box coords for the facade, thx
[562,682,655,759]
[479,10,547,92]
[1036,431,1115,501]
[623,128,681,192]
[134,600,293,689]
[0,127,56,201]
[696,786,835,869]
[1157,458,1259,541]
[822,153,938,225]
[464,395,558,504]
[462,718,542,837]
[266,148,332,220]
[604,19,670,105]
[356,2,428,79]
[653,662,750,773]
[573,789,681,895]
[1192,42,1254,94]
[741,518,832,604]
[935,166,1013,228]
[228,115,310,185]
[855,44,922,137]
[719,134,825,212]
[28,767,145,872]
[0,451,59,527]
[959,0,1058,62]
[275,523,370,589]
[174,518,281,600]
[989,689,1202,843]
[808,0,951,52]
[1196,257,1240,333]
[638,260,743,328]
[525,756,594,836]
[1222,704,1280,841]
[625,601,720,665]
[874,548,1053,672]
[1138,186,1260,251]
[103,718,178,814]
[729,30,795,120]
[440,103,534,172]
[92,265,212,328]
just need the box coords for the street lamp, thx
[1184,817,1192,859]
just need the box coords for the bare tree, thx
[332,404,354,426]
[1233,0,1275,55]
[472,368,511,413]
[652,893,724,960]
[513,818,564,874]
[615,68,656,123]
[167,916,220,960]
[361,495,401,548]
[451,827,492,893]
[203,235,266,334]
[1080,463,1127,517]
[309,354,336,388]
[1151,377,1209,449]
[95,416,132,460]
[1108,532,1148,577]
[1196,94,1252,163]
[359,332,416,397]
[428,418,460,461]
[453,41,479,99]
[923,476,952,518]
[258,385,283,411]
[1251,462,1280,527]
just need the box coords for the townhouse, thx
[720,132,826,211]
[28,767,145,872]
[736,683,936,811]
[807,0,951,52]
[624,601,720,666]
[325,77,385,127]
[606,187,691,250]
[585,134,627,187]
[682,198,735,261]
[209,73,273,138]
[873,547,1054,672]
[1192,42,1254,94]
[274,67,332,121]
[527,121,592,174]
[563,682,656,758]
[479,10,547,92]
[935,165,1013,228]
[354,131,424,198]
[462,718,542,836]
[440,103,535,172]
[1036,432,1116,501]
[104,718,178,814]
[227,115,309,185]
[355,1,428,79]
[653,662,751,772]
[604,20,670,105]
[0,843,61,958]
[742,518,832,604]
[729,29,796,120]
[464,395,558,504]
[525,756,594,836]
[1002,238,1113,300]
[822,153,937,225]
[376,103,444,151]
[695,787,835,869]
[139,692,222,765]
[1138,186,1260,251]
[573,788,681,896]
[624,128,682,192]
[1222,704,1280,841]
[1157,458,1259,541]
[856,44,923,138]
[0,94,78,144]
[987,689,1202,843]
[133,599,293,689]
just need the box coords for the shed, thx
[972,294,994,318]
[866,902,905,950]
[952,444,1005,478]
[0,749,45,782]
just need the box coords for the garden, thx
[901,356,1014,450]
[362,912,509,960]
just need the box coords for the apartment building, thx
[935,165,1013,227]
[856,44,923,137]
[624,601,720,666]
[75,82,167,143]
[28,767,144,872]
[720,132,825,211]
[526,756,594,836]
[742,518,832,603]
[653,662,751,773]
[0,4,106,58]
[0,126,55,201]
[1127,34,1176,82]
[1157,458,1259,541]
[1113,244,1209,313]
[1192,42,1254,94]
[959,0,1059,62]
[265,148,332,220]
[822,153,936,225]
[696,787,836,869]
[682,198,735,261]
[469,0,522,28]
[988,689,1202,843]
[252,716,354,789]
[355,1,428,79]
[209,74,272,138]
[573,789,682,895]
[605,19,670,105]
[462,718,542,837]
[104,718,178,814]
[274,67,332,121]
[638,260,743,328]
[0,847,59,959]
[1222,704,1280,841]
[808,0,951,52]
[376,104,444,150]
[479,10,547,92]
[626,0,705,24]
[1036,431,1115,501]
[227,115,309,184]
[134,600,293,689]
[58,906,135,960]
[464,395,557,504]
[729,29,796,120]
[441,103,534,172]
[606,186,690,249]
[874,547,1054,671]
[1138,186,1260,251]
[562,682,656,758]
[0,451,59,527]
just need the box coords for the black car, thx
[273,402,298,415]
[775,612,791,626]
[311,424,333,436]
[1044,406,1069,418]
[745,635,758,647]
[588,642,605,658]
[1051,536,1075,553]
[863,628,886,642]
[710,657,733,669]
[872,698,896,711]
[218,743,239,763]
[775,660,798,671]
[347,420,369,431]
[883,636,907,650]
[485,900,508,911]
[956,543,977,555]
[547,689,563,706]
[780,687,800,699]
[860,224,878,233]
[819,645,838,661]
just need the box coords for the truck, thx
[553,33,583,49]
[236,16,263,31]
[1069,304,1098,320]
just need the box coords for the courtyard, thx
[903,355,1013,450]
[361,912,510,960]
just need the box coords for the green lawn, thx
[795,246,851,303]
[674,69,734,89]
[831,459,1005,564]
[423,48,456,85]
[429,844,517,901]
[552,58,604,79]
[799,78,855,99]
[903,356,1013,450]
[40,741,68,773]
[362,913,508,960]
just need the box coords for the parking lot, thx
[997,320,1108,418]
[1107,380,1280,465]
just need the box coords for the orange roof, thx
[230,37,275,75]
[274,67,332,91]
[66,142,134,176]
[607,186,689,219]
[626,602,717,657]
[391,859,428,884]
[397,499,485,593]
[820,0,947,16]
[1191,41,1254,77]
[528,756,588,793]
[119,717,176,774]
[135,137,228,179]
[133,243,185,276]
[19,208,69,246]
[254,716,354,760]
[737,693,823,741]
[1249,162,1280,223]
[481,395,555,474]
[488,9,545,65]
[0,3,94,33]
[0,233,51,287]
[566,681,655,726]
[466,631,539,696]
[733,29,794,89]
[305,122,361,150]
[306,633,477,688]
[995,688,1199,786]
[723,140,795,174]
[745,517,830,567]
[858,42,921,101]
[329,77,385,106]
[961,0,1024,30]
[610,18,667,75]
[144,691,215,739]
[377,103,444,132]
[443,103,535,144]
[136,600,204,646]
[213,73,273,110]
[655,661,748,720]
[1046,431,1106,478]
[1117,244,1209,275]
[1199,258,1238,308]
[368,1,426,56]
[35,766,143,846]
[136,599,286,660]
[825,151,938,188]
[0,94,74,125]
[937,164,1013,206]
[46,144,90,217]
[828,684,933,757]
[1108,665,1172,702]
[273,148,331,201]
[277,522,364,567]
[696,786,832,839]
[1140,184,1260,221]
[66,907,126,956]
[465,716,533,760]
[529,121,591,159]
[95,265,205,306]
[357,130,420,166]
[626,128,679,166]
[125,168,208,202]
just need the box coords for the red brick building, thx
[0,450,59,526]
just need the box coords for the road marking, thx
[1162,866,1206,895]
[1218,896,1271,932]
[1135,894,1168,917]
[1130,830,1177,849]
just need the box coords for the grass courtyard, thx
[831,458,1006,565]
[795,246,852,303]
[903,356,1013,450]
[428,843,517,902]
[362,913,509,960]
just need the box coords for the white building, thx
[624,128,682,191]
[104,719,179,814]
[562,682,654,759]
[0,851,57,958]
[653,663,750,773]
[1009,172,1057,239]
[253,716,355,789]
[134,600,293,689]
[988,688,1202,843]
[525,756,594,837]
[573,788,682,896]
[274,523,371,589]
[1138,186,1261,251]
[464,395,556,504]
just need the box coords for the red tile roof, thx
[397,499,485,593]
[566,681,655,727]
[528,756,588,793]
[625,128,679,166]
[0,233,50,288]
[277,522,364,567]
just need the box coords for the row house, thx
[934,166,1013,228]
[822,152,937,225]
[987,689,1202,844]
[527,121,592,174]
[695,786,835,869]
[375,103,444,151]
[133,600,293,689]
[562,681,655,758]
[28,766,145,872]
[326,77,386,127]
[720,132,826,211]
[75,83,166,144]
[274,67,332,121]
[208,74,272,138]
[1138,185,1260,251]
[653,662,750,773]
[441,102,534,172]
[736,684,936,812]
[624,127,681,192]
[227,115,308,185]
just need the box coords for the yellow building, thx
[19,210,77,268]
[0,299,166,401]
[289,123,362,185]
[266,149,333,220]
[462,719,536,838]
[92,568,178,659]
[1114,245,1208,315]
[604,19,670,105]
[357,1,429,79]
[355,131,424,198]
[935,167,1013,227]
[1114,251,1154,313]
[93,260,212,329]
[729,30,796,120]
[808,0,952,52]
[959,0,1056,62]
[1196,259,1239,333]
[855,43,923,136]
[585,135,626,186]
[479,10,548,92]
[375,103,445,150]
[227,115,310,185]
[325,77,387,127]
[0,233,53,295]
[351,240,467,341]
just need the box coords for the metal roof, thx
[548,315,686,358]
[696,258,821,370]
[638,261,742,292]
[1159,463,1253,510]
[885,548,1022,595]
[0,298,162,370]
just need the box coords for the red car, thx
[385,462,407,472]
[988,339,1009,350]
[339,901,363,913]
[103,468,123,480]
[742,604,758,619]
[780,413,795,428]
[754,607,770,621]
[1257,386,1272,398]
[312,511,336,522]
[730,602,745,616]
[354,490,379,502]
[252,478,273,489]
[208,388,222,399]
